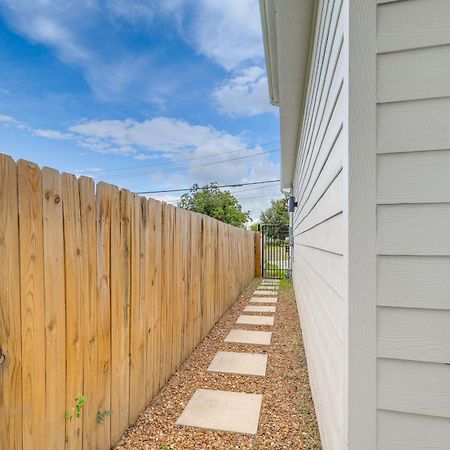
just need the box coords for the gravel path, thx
[115,279,322,450]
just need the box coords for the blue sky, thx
[0,0,281,220]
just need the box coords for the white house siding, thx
[291,0,347,448]
[376,0,450,449]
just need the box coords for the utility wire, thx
[234,193,286,201]
[101,148,279,180]
[79,140,280,174]
[136,179,280,195]
[229,184,280,194]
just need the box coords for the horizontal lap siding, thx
[376,1,450,448]
[292,1,346,449]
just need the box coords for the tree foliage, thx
[260,197,289,226]
[178,182,250,227]
[259,197,289,240]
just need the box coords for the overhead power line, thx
[79,140,280,174]
[136,179,280,195]
[229,184,280,194]
[101,148,279,180]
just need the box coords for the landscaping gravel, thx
[114,279,322,450]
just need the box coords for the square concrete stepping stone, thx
[225,329,272,345]
[208,351,268,376]
[253,290,278,296]
[237,315,274,326]
[250,297,277,304]
[244,305,276,313]
[176,389,262,435]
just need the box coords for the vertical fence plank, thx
[109,186,124,443]
[96,183,113,450]
[141,198,152,407]
[143,198,154,404]
[62,173,84,450]
[215,221,221,324]
[159,203,167,388]
[200,216,207,340]
[42,168,66,450]
[254,232,261,277]
[168,205,176,376]
[189,214,200,351]
[18,160,45,450]
[129,195,145,424]
[162,205,173,381]
[78,177,98,450]
[110,188,129,444]
[172,207,182,370]
[0,155,22,450]
[149,199,162,397]
[182,209,191,361]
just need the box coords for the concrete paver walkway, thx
[176,389,263,435]
[207,351,268,376]
[224,329,272,345]
[250,297,277,303]
[236,314,274,326]
[177,279,279,436]
[114,277,322,449]
[253,289,278,296]
[244,305,276,313]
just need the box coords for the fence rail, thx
[0,154,256,450]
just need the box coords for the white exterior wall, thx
[292,1,450,449]
[292,1,349,448]
[376,0,450,448]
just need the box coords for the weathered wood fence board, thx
[18,160,46,450]
[42,167,66,450]
[0,154,256,450]
[0,155,22,450]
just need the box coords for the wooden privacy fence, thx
[0,154,256,450]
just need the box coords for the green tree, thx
[178,182,250,227]
[260,198,289,226]
[259,198,289,240]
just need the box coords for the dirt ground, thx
[115,278,322,450]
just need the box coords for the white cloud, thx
[69,117,249,155]
[66,116,280,218]
[0,1,182,102]
[213,66,275,117]
[0,111,281,219]
[189,0,263,70]
[33,129,74,140]
[183,0,264,71]
[0,0,264,88]
[107,0,155,24]
[0,114,29,130]
[148,193,180,205]
[0,114,17,124]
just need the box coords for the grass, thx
[265,262,288,279]
[299,406,312,415]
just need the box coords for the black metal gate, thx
[259,224,291,279]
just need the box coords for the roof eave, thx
[259,0,279,106]
[259,0,316,190]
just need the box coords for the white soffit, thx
[259,0,279,105]
[259,0,316,190]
